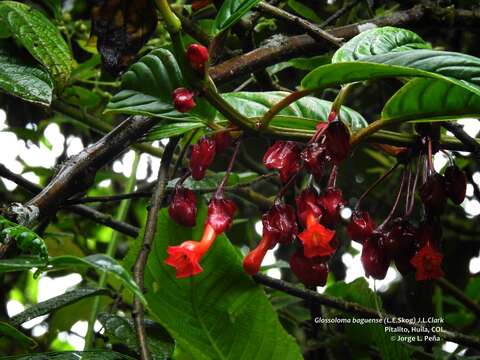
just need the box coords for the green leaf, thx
[10,287,112,326]
[106,48,214,121]
[143,205,302,360]
[145,121,205,141]
[213,0,262,34]
[381,78,480,122]
[287,0,322,23]
[0,41,53,105]
[0,1,72,89]
[220,91,367,130]
[2,351,136,359]
[0,254,145,304]
[0,321,37,349]
[98,313,174,360]
[332,26,430,63]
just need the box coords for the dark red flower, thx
[168,187,197,227]
[444,165,467,205]
[324,120,350,164]
[361,235,390,280]
[207,196,236,234]
[300,143,328,180]
[296,188,322,227]
[262,203,298,245]
[172,88,196,112]
[190,136,216,180]
[213,131,232,153]
[379,218,416,259]
[186,43,209,72]
[347,211,375,243]
[318,188,345,228]
[420,173,447,214]
[410,241,444,281]
[290,250,329,286]
[298,212,336,258]
[243,235,272,275]
[263,141,301,182]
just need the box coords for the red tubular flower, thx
[290,250,329,286]
[190,136,216,180]
[410,241,444,281]
[324,120,351,164]
[164,224,217,278]
[186,44,209,72]
[295,188,322,227]
[213,131,232,153]
[361,235,390,280]
[298,212,336,258]
[172,88,196,112]
[300,143,328,180]
[263,141,301,182]
[207,196,237,234]
[347,211,375,243]
[318,188,345,228]
[168,187,197,227]
[420,173,447,214]
[262,203,298,245]
[444,165,467,205]
[243,235,272,275]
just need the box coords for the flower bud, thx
[186,43,209,72]
[318,188,345,228]
[444,165,467,205]
[324,120,350,164]
[207,197,236,234]
[420,173,447,214]
[263,141,301,182]
[347,211,374,243]
[172,88,196,112]
[361,234,390,280]
[168,187,197,227]
[295,188,322,227]
[290,250,329,286]
[300,143,328,180]
[190,137,216,180]
[262,203,298,245]
[379,218,416,259]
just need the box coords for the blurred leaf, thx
[0,321,37,349]
[3,351,136,359]
[466,277,480,301]
[287,0,322,23]
[0,41,53,105]
[90,0,158,75]
[145,121,205,141]
[213,0,262,34]
[10,287,112,326]
[0,1,72,88]
[141,205,303,359]
[62,86,102,109]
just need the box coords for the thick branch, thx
[442,122,480,158]
[132,138,178,360]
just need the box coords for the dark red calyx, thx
[318,188,345,228]
[263,141,301,182]
[262,203,298,245]
[379,218,416,259]
[290,250,329,287]
[189,136,216,180]
[324,120,351,164]
[295,188,322,227]
[207,196,237,234]
[444,165,467,205]
[361,234,390,280]
[213,131,232,153]
[186,44,209,72]
[347,211,375,243]
[420,173,447,214]
[168,187,197,227]
[300,143,328,180]
[172,88,196,113]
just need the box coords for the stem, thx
[154,0,181,33]
[406,156,422,216]
[132,138,179,360]
[355,163,399,210]
[84,152,140,350]
[327,165,338,188]
[379,168,406,229]
[350,119,386,147]
[216,140,241,196]
[331,83,354,115]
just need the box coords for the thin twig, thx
[320,0,361,28]
[442,122,480,159]
[435,278,480,319]
[132,138,179,360]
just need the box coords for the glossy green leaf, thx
[2,351,136,359]
[381,78,480,122]
[0,321,37,349]
[302,52,480,98]
[0,41,53,105]
[106,49,214,121]
[10,287,112,326]
[98,313,173,360]
[332,26,430,63]
[213,0,262,34]
[0,254,145,304]
[0,1,72,89]
[145,121,205,141]
[143,206,302,360]
[220,91,367,130]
